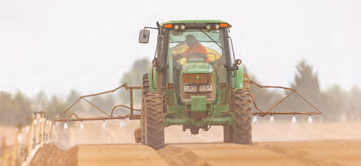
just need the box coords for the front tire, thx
[233,73,252,145]
[140,74,149,145]
[144,93,165,150]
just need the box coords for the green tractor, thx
[53,20,321,150]
[136,20,252,149]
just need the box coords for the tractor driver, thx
[173,34,210,62]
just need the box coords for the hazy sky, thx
[0,0,360,98]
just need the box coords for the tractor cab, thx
[139,20,240,105]
[166,23,232,105]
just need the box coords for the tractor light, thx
[184,85,198,92]
[164,24,172,28]
[181,24,186,30]
[174,24,179,30]
[199,85,213,92]
[219,23,228,28]
[215,24,219,29]
[206,24,211,30]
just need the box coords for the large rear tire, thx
[140,74,149,145]
[233,73,252,145]
[144,93,165,150]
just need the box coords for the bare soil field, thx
[27,121,361,166]
[29,140,361,166]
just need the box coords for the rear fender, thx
[232,64,244,89]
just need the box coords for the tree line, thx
[0,58,360,126]
[248,59,361,122]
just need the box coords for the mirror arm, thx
[156,21,161,35]
[144,26,158,30]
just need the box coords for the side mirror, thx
[139,29,150,43]
[235,59,242,65]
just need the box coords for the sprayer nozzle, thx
[102,120,106,129]
[64,122,68,130]
[270,115,275,122]
[292,115,297,123]
[252,115,258,123]
[80,121,84,130]
[308,115,313,123]
[120,120,126,128]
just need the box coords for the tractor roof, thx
[161,20,230,25]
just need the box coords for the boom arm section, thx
[54,83,141,122]
[249,81,322,117]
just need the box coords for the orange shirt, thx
[184,43,209,62]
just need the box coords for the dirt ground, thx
[26,121,361,166]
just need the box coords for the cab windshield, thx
[166,29,228,84]
[168,29,224,65]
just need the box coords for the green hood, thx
[182,58,213,74]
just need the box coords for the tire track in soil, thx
[163,143,304,166]
[158,145,208,166]
[29,140,361,166]
[255,143,343,166]
[77,144,168,166]
[29,144,78,166]
[255,140,361,166]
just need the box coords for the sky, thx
[0,0,361,98]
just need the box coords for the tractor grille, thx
[181,73,214,101]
